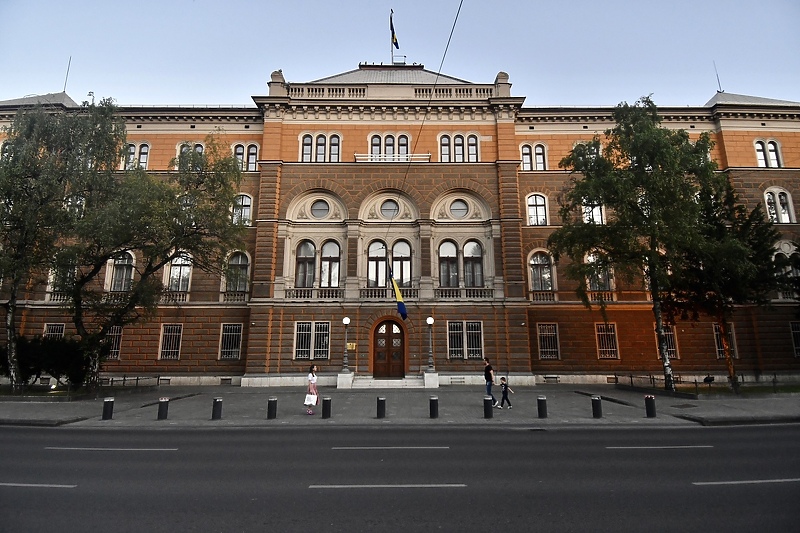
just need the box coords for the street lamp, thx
[426,316,435,371]
[342,316,351,372]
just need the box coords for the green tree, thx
[0,100,125,388]
[548,96,716,391]
[668,173,787,392]
[55,133,245,387]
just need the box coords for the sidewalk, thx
[1,384,799,429]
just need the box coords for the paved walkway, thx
[1,384,799,429]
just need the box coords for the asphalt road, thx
[1,426,798,532]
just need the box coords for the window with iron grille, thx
[44,323,65,339]
[294,321,330,360]
[791,323,800,357]
[655,324,678,359]
[595,323,619,359]
[159,324,182,360]
[220,324,243,360]
[106,325,122,360]
[537,323,560,359]
[447,321,483,359]
[713,323,737,359]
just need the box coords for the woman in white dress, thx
[305,364,318,415]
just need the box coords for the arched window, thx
[453,135,465,163]
[246,145,258,171]
[111,252,134,292]
[232,194,252,225]
[767,141,781,168]
[320,241,340,288]
[384,135,395,158]
[440,135,451,163]
[765,188,795,223]
[392,241,412,288]
[138,144,149,169]
[368,241,387,288]
[438,241,459,288]
[534,144,546,170]
[295,241,316,288]
[315,135,327,163]
[226,252,249,293]
[527,194,548,226]
[168,254,192,292]
[398,135,409,159]
[587,253,612,292]
[463,240,484,288]
[234,144,245,169]
[467,135,478,162]
[125,144,136,170]
[301,135,313,162]
[521,145,532,171]
[371,135,382,160]
[755,141,767,167]
[529,252,553,291]
[329,135,340,163]
[583,199,605,224]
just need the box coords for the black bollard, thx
[591,395,603,418]
[157,397,170,420]
[537,396,548,419]
[212,397,223,420]
[645,395,657,418]
[429,396,439,419]
[483,396,493,419]
[377,397,386,419]
[102,397,114,420]
[322,397,332,419]
[267,397,278,419]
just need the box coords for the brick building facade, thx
[2,64,799,386]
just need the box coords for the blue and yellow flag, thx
[389,268,407,320]
[390,10,399,49]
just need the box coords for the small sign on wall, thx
[347,342,357,351]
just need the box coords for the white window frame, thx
[595,322,619,359]
[219,323,243,360]
[293,321,331,360]
[713,323,737,359]
[764,187,795,223]
[159,324,183,360]
[447,320,484,360]
[655,324,679,359]
[44,323,65,339]
[107,325,123,360]
[537,323,560,360]
[233,194,252,226]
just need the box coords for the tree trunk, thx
[3,280,21,390]
[717,314,739,394]
[652,298,676,391]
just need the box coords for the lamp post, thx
[342,316,351,372]
[426,316,435,372]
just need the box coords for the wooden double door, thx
[373,320,405,378]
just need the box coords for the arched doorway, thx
[373,320,405,378]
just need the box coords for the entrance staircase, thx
[351,376,426,389]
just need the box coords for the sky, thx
[1,0,798,108]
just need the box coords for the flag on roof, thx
[390,10,399,49]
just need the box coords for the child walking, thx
[499,376,514,409]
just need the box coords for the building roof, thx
[704,91,800,107]
[307,63,472,85]
[0,92,80,108]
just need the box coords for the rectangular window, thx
[792,323,800,357]
[220,324,243,360]
[44,323,65,339]
[294,321,330,360]
[159,324,183,360]
[106,325,123,360]
[447,321,483,359]
[655,324,678,359]
[713,323,737,359]
[537,323,560,359]
[595,323,619,359]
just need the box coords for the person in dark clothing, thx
[483,358,500,408]
[498,376,514,409]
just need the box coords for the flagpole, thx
[389,9,393,64]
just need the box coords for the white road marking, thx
[331,446,449,450]
[45,447,178,452]
[0,482,76,489]
[693,478,800,486]
[606,445,714,450]
[310,484,466,489]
